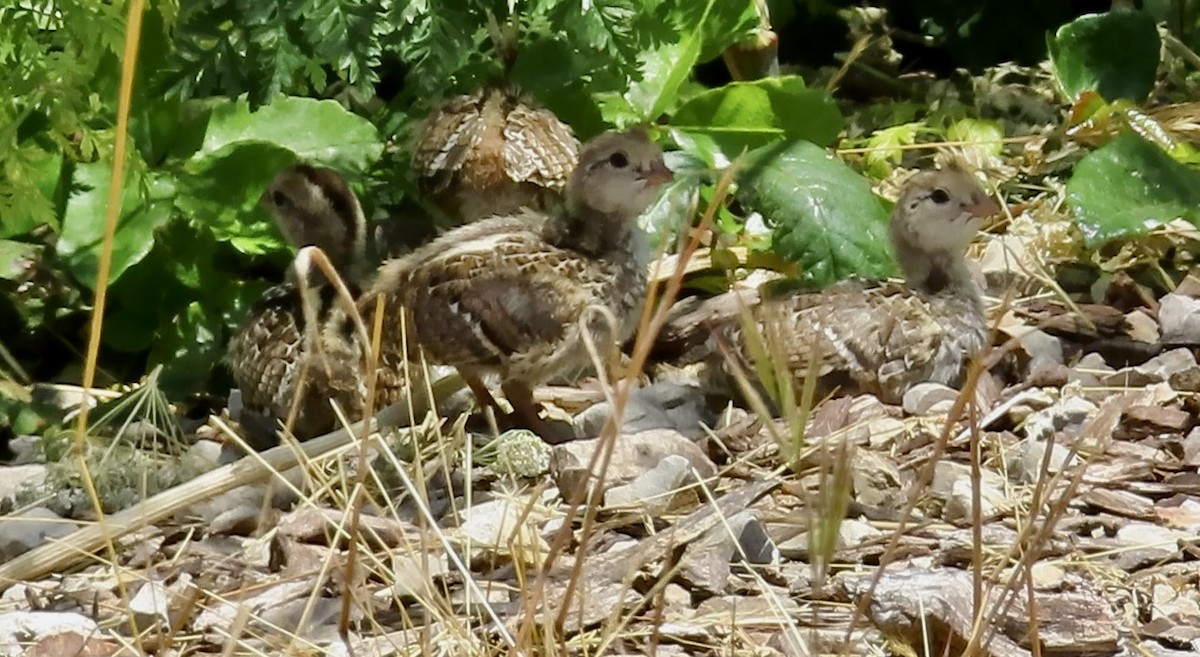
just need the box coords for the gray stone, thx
[1017,328,1065,364]
[551,429,716,502]
[902,382,959,416]
[931,461,1006,501]
[0,464,47,503]
[1105,348,1197,388]
[1159,293,1200,345]
[573,381,714,439]
[0,507,79,561]
[0,611,103,657]
[604,454,692,512]
[678,511,776,595]
[943,478,1007,523]
[128,578,172,629]
[1005,440,1078,484]
[1022,394,1097,440]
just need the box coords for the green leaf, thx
[178,142,295,256]
[152,300,225,397]
[1066,131,1200,246]
[626,38,702,123]
[0,240,39,280]
[1048,9,1160,102]
[863,122,921,178]
[672,76,843,155]
[946,118,1004,158]
[739,140,894,288]
[55,161,175,289]
[193,96,384,172]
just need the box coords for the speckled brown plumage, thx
[366,129,672,440]
[411,86,579,223]
[717,164,1001,405]
[226,165,406,445]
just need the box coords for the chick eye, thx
[271,191,289,207]
[608,151,629,168]
[930,188,951,204]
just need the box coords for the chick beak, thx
[966,194,1002,219]
[639,159,674,186]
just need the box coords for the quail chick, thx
[366,129,673,441]
[717,164,1001,405]
[226,165,404,446]
[411,85,580,224]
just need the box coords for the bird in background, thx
[363,128,673,442]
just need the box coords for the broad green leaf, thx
[178,142,295,256]
[739,140,894,288]
[863,122,921,178]
[626,38,702,122]
[0,240,39,280]
[193,96,384,172]
[1066,131,1200,246]
[56,161,175,289]
[1048,9,1159,102]
[947,118,1004,158]
[152,300,224,397]
[1,147,63,238]
[672,76,843,155]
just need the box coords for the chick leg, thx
[500,380,576,444]
[461,371,502,413]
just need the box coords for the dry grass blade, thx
[60,0,145,645]
[509,156,742,653]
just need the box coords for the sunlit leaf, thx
[739,140,894,288]
[1067,131,1200,246]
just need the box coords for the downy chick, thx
[226,165,404,446]
[365,129,673,441]
[718,164,1001,404]
[411,85,580,224]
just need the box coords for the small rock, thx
[208,503,262,536]
[852,451,903,507]
[902,383,959,416]
[0,464,47,503]
[551,429,716,502]
[1124,309,1159,344]
[838,519,883,548]
[868,417,902,448]
[604,454,693,513]
[128,578,172,629]
[931,461,1006,501]
[180,440,224,477]
[1177,273,1200,297]
[1017,328,1065,364]
[1068,352,1113,387]
[0,507,79,561]
[384,552,450,599]
[1022,394,1097,440]
[1005,440,1078,484]
[1028,562,1067,590]
[1152,582,1200,620]
[459,497,550,565]
[1183,427,1200,467]
[1108,520,1185,568]
[1159,293,1200,345]
[1026,357,1070,388]
[573,381,713,439]
[1005,388,1056,425]
[943,478,1007,523]
[0,611,103,657]
[1117,405,1193,440]
[1104,348,1197,388]
[678,511,776,595]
